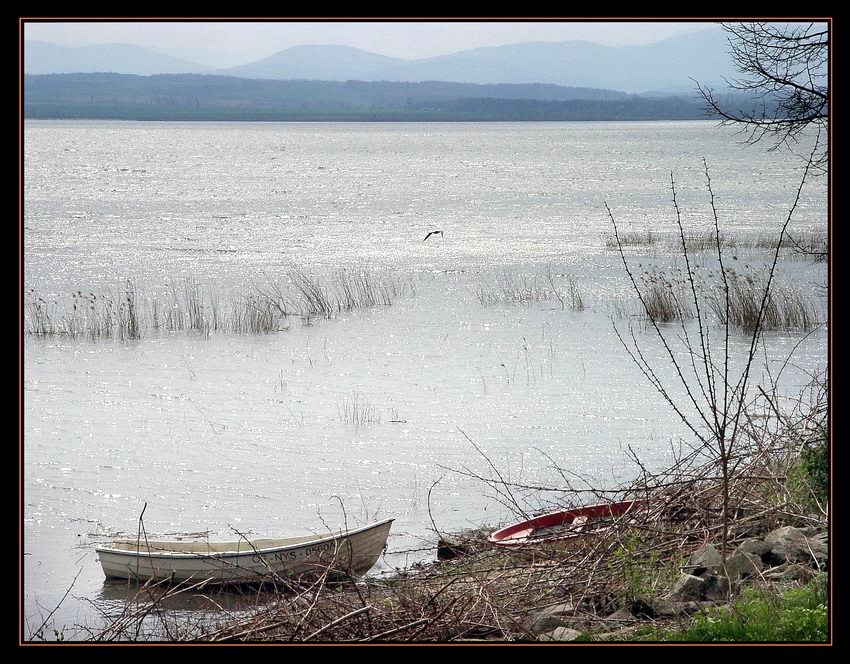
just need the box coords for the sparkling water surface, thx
[23,120,827,638]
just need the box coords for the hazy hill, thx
[215,28,735,93]
[24,40,212,75]
[221,44,402,81]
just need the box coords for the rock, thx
[734,538,772,558]
[598,607,641,632]
[799,526,820,537]
[764,526,823,566]
[763,563,815,583]
[537,627,583,642]
[667,574,705,602]
[764,526,809,564]
[627,598,656,619]
[685,544,723,576]
[806,535,828,564]
[436,536,473,561]
[703,574,731,601]
[764,525,806,545]
[607,607,637,622]
[594,625,644,641]
[528,603,578,634]
[724,552,764,580]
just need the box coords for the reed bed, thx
[26,282,143,341]
[705,268,819,332]
[603,230,658,249]
[24,269,413,340]
[745,229,827,257]
[474,271,585,311]
[338,392,383,426]
[674,231,737,252]
[605,229,826,259]
[635,267,694,323]
[619,266,821,332]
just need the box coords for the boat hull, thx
[96,518,393,584]
[488,500,642,546]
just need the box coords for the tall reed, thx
[338,392,382,426]
[25,270,413,340]
[706,268,819,332]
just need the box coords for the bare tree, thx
[607,134,820,562]
[696,22,828,172]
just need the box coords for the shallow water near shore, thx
[23,120,827,639]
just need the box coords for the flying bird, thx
[423,230,444,242]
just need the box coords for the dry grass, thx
[338,392,383,426]
[706,268,819,332]
[613,266,820,332]
[603,230,658,249]
[674,231,737,252]
[24,270,413,340]
[606,229,826,260]
[474,270,586,311]
[634,267,694,323]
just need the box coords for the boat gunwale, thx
[94,517,394,560]
[488,500,642,546]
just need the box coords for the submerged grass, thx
[614,266,821,332]
[636,267,694,323]
[604,228,826,260]
[474,270,586,310]
[602,230,658,249]
[705,268,819,332]
[337,391,383,426]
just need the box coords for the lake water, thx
[23,120,828,639]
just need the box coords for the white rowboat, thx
[95,518,394,584]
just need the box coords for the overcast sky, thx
[23,21,719,68]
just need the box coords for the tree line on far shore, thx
[24,73,765,122]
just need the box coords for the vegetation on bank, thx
[627,574,828,642]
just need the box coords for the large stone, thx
[667,574,705,602]
[764,526,818,566]
[528,603,578,634]
[734,538,772,558]
[436,536,473,561]
[724,552,764,580]
[703,574,731,601]
[627,598,657,619]
[606,607,637,622]
[537,627,583,642]
[685,544,723,576]
[807,534,828,564]
[763,563,815,583]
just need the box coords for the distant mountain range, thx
[218,30,734,93]
[25,40,211,76]
[24,28,735,94]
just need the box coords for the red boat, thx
[488,499,643,547]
